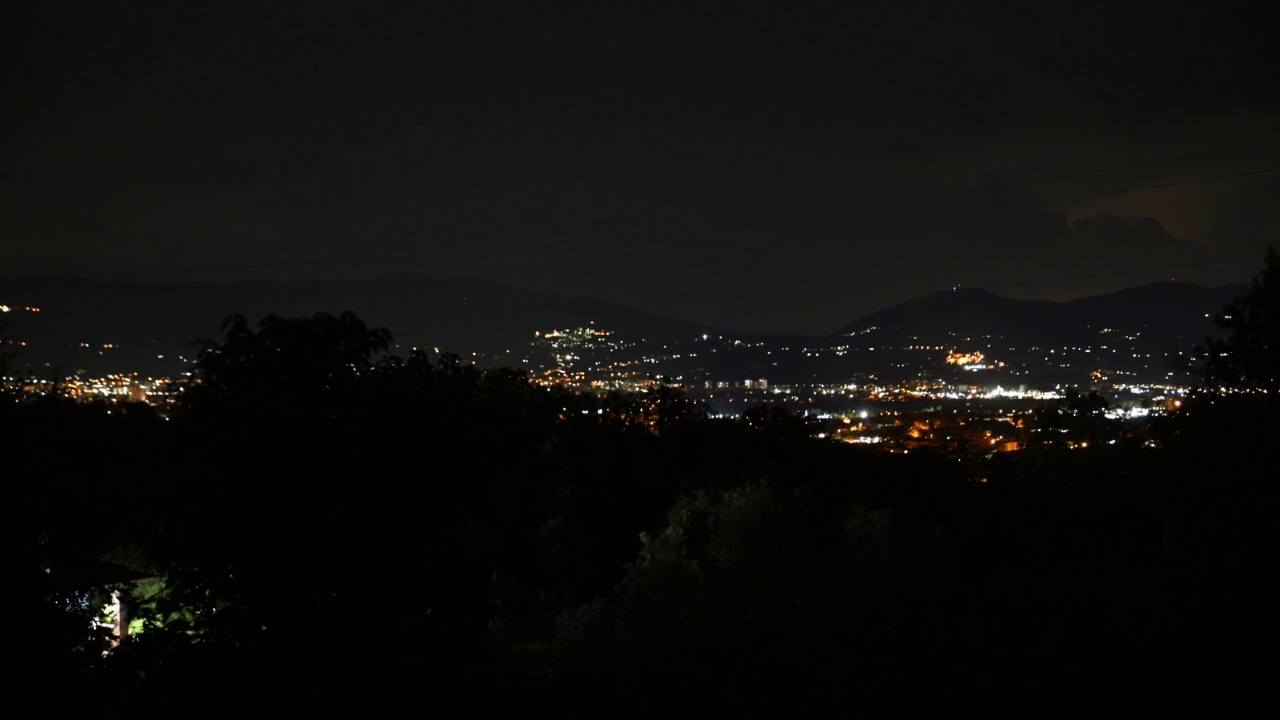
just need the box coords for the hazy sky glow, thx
[3,2,1277,334]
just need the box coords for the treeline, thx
[6,310,1275,710]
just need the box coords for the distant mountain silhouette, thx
[833,282,1243,348]
[0,276,1247,380]
[0,275,713,377]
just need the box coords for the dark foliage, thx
[8,309,1269,709]
[1195,245,1280,394]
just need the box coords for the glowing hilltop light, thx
[946,350,984,365]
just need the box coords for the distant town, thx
[8,264,1274,707]
[5,275,1250,467]
[3,309,1213,459]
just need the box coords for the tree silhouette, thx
[181,310,392,417]
[1031,388,1118,447]
[0,317,16,379]
[1195,246,1280,393]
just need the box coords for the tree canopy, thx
[11,307,1270,708]
[1196,246,1280,393]
[181,311,392,416]
[1,317,15,377]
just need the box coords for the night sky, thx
[4,2,1277,335]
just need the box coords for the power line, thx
[542,166,1280,257]
[149,150,1280,271]
[583,169,1280,256]
[976,258,1259,290]
[168,261,323,276]
[1032,167,1280,205]
[986,142,1280,188]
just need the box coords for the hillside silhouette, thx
[9,297,1275,710]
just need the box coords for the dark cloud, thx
[2,3,1276,333]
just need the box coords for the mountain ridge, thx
[1,275,1247,380]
